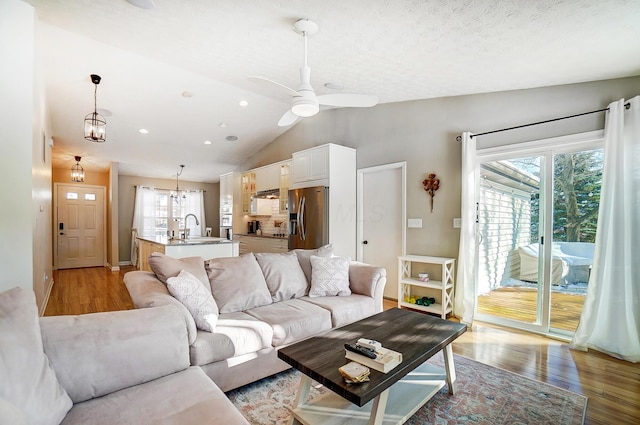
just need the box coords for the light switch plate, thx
[453,218,461,228]
[407,218,422,228]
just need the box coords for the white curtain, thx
[571,96,640,363]
[183,190,206,237]
[454,132,478,326]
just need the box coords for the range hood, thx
[255,188,280,199]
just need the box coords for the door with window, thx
[474,132,603,336]
[56,184,106,269]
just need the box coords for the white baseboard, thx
[119,261,133,266]
[106,263,120,272]
[40,279,54,317]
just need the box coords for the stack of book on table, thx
[345,344,403,373]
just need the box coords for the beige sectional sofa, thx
[0,288,249,425]
[124,247,387,391]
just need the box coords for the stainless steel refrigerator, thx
[288,186,329,250]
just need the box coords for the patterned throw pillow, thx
[309,255,351,297]
[166,270,219,332]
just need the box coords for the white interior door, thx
[357,162,406,299]
[56,184,106,269]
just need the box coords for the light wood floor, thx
[476,286,586,332]
[45,267,639,424]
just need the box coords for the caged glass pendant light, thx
[84,74,106,143]
[170,165,188,204]
[70,156,85,182]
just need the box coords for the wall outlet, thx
[453,218,461,228]
[407,218,422,228]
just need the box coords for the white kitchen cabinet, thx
[255,163,281,192]
[279,161,290,213]
[291,145,329,187]
[241,172,256,214]
[397,255,455,319]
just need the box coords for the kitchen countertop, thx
[137,235,239,246]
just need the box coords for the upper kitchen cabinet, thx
[219,172,236,214]
[291,144,355,190]
[255,164,281,192]
[241,171,256,214]
[279,161,290,213]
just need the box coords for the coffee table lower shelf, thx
[290,361,447,425]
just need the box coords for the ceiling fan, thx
[249,19,378,127]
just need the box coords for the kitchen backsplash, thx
[257,201,288,236]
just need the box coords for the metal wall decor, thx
[422,173,440,212]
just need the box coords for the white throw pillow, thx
[309,255,352,297]
[0,287,72,425]
[167,270,219,332]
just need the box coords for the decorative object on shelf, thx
[84,74,106,143]
[422,173,440,212]
[171,164,187,204]
[70,156,85,182]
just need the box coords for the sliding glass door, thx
[474,132,603,336]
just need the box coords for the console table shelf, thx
[398,255,455,319]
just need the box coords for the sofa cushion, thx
[148,253,210,292]
[190,312,273,366]
[0,397,26,425]
[0,287,72,425]
[60,367,249,425]
[254,252,308,302]
[293,243,333,286]
[301,295,377,327]
[245,299,332,346]
[167,270,219,332]
[309,255,352,297]
[206,253,272,313]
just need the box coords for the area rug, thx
[226,352,587,424]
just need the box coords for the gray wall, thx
[118,175,219,263]
[241,76,640,260]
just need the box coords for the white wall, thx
[242,76,640,261]
[0,2,35,295]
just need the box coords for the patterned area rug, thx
[226,353,587,425]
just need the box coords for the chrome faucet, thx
[182,214,200,239]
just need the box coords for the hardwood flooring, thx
[44,267,639,424]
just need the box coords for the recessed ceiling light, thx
[219,122,229,128]
[204,140,212,145]
[127,0,156,10]
[138,128,149,134]
[239,100,249,107]
[181,91,193,98]
[226,135,238,141]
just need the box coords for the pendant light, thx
[71,156,85,182]
[84,74,106,143]
[170,165,187,204]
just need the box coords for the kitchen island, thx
[137,235,239,272]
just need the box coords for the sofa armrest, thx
[348,261,387,312]
[40,305,190,404]
[124,270,198,344]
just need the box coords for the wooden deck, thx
[476,287,586,332]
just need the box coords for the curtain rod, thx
[456,102,631,141]
[137,185,206,193]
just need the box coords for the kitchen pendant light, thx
[84,74,106,143]
[170,165,187,204]
[71,156,85,182]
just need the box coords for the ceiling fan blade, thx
[278,110,300,127]
[317,93,378,108]
[248,76,300,96]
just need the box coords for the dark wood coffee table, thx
[278,308,466,425]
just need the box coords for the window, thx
[133,187,204,238]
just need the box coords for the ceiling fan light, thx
[291,99,319,117]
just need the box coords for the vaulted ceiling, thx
[25,0,640,182]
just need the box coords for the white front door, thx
[357,162,406,299]
[56,184,106,269]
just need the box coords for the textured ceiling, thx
[24,0,640,182]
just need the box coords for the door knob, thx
[363,240,368,244]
